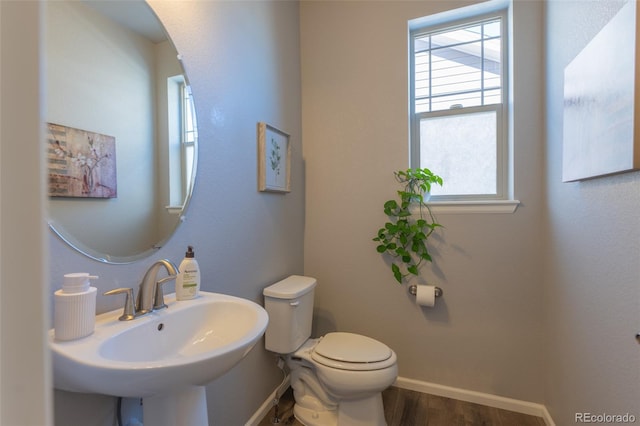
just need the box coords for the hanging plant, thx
[373,168,443,283]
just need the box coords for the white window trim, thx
[417,199,519,215]
[409,0,519,214]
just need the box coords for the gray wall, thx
[301,0,545,403]
[2,1,638,425]
[51,1,304,425]
[544,0,640,423]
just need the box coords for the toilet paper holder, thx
[408,285,443,298]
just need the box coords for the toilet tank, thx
[263,275,317,354]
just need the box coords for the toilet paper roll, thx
[415,285,436,307]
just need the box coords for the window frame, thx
[409,4,518,212]
[166,76,197,213]
[180,82,197,203]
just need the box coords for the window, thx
[167,75,197,211]
[180,82,196,201]
[410,4,516,210]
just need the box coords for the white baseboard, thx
[394,377,555,426]
[246,375,555,426]
[541,407,556,426]
[245,374,291,426]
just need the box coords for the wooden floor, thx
[259,386,546,426]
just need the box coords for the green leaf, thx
[384,199,397,209]
[376,245,387,253]
[392,264,402,283]
[383,200,398,212]
[407,265,419,275]
[412,233,426,243]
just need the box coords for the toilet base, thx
[337,393,387,426]
[294,403,338,426]
[293,393,387,426]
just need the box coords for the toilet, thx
[263,275,398,426]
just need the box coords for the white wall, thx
[0,1,52,425]
[49,1,303,425]
[301,0,546,403]
[544,0,640,423]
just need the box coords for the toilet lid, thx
[313,332,392,364]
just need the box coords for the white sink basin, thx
[50,291,268,398]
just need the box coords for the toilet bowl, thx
[263,276,398,426]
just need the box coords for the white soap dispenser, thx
[176,246,200,300]
[54,273,98,341]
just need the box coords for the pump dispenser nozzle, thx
[62,273,98,294]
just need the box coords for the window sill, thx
[423,199,520,214]
[165,205,184,215]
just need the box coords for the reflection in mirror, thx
[45,1,197,263]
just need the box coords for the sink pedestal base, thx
[143,386,208,426]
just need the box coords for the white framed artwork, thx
[257,122,291,193]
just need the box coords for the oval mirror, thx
[45,0,197,263]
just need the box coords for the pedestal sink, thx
[49,291,269,425]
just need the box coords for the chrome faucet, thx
[136,259,179,315]
[104,258,178,321]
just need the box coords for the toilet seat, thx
[311,332,396,371]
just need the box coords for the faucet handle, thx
[153,275,177,310]
[104,288,136,321]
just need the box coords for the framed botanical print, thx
[257,122,291,193]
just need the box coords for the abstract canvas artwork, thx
[47,123,117,198]
[562,0,639,182]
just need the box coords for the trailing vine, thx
[373,168,443,283]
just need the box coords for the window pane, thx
[416,98,430,114]
[419,110,497,196]
[484,37,501,63]
[414,18,501,113]
[184,144,195,197]
[431,43,482,97]
[432,24,482,47]
[483,88,501,105]
[483,20,501,38]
